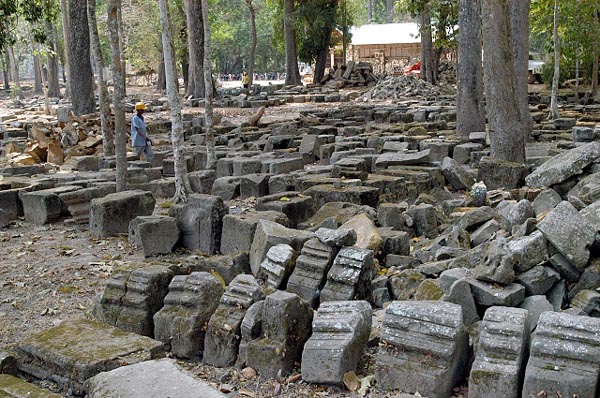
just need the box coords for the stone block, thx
[297,201,363,231]
[469,306,529,398]
[220,211,288,255]
[203,275,265,367]
[304,184,380,211]
[315,227,357,247]
[249,219,314,276]
[302,301,372,385]
[571,289,600,317]
[532,188,561,216]
[287,237,337,305]
[193,252,250,285]
[497,199,534,231]
[379,228,411,256]
[525,141,600,188]
[377,202,411,232]
[93,264,173,336]
[128,216,179,257]
[405,203,438,238]
[519,295,554,334]
[210,176,241,201]
[389,269,426,300]
[441,157,474,190]
[259,244,297,289]
[468,278,525,307]
[442,279,479,326]
[245,291,313,377]
[20,186,81,225]
[375,301,469,398]
[188,169,216,194]
[515,265,560,296]
[507,231,548,273]
[169,194,227,254]
[538,201,596,271]
[240,173,270,199]
[255,191,314,228]
[375,150,431,169]
[320,247,375,303]
[90,190,156,239]
[477,157,527,189]
[59,185,116,223]
[0,374,62,398]
[153,272,223,359]
[522,312,600,398]
[453,142,483,164]
[16,319,163,394]
[268,156,304,174]
[232,157,263,176]
[84,359,228,398]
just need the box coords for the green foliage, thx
[397,0,458,49]
[0,0,58,52]
[295,0,338,64]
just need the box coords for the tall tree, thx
[202,0,217,168]
[482,0,525,164]
[592,0,598,98]
[69,0,95,115]
[45,22,60,98]
[419,2,435,84]
[88,0,114,157]
[33,54,42,94]
[245,0,257,87]
[7,46,21,99]
[386,0,394,22]
[107,0,128,192]
[159,0,191,203]
[549,0,560,120]
[59,0,71,97]
[283,0,301,85]
[184,0,205,98]
[510,0,533,138]
[456,0,485,141]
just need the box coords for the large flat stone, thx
[0,374,62,398]
[84,359,227,398]
[16,319,163,394]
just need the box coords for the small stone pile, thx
[321,61,378,88]
[360,74,455,102]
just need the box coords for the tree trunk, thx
[156,51,166,91]
[313,0,337,83]
[159,0,191,203]
[592,0,598,98]
[284,0,301,85]
[33,55,43,94]
[246,0,257,87]
[46,22,61,98]
[367,0,373,22]
[419,2,435,84]
[510,0,533,139]
[386,0,393,23]
[60,0,72,98]
[549,0,560,120]
[2,56,9,90]
[482,0,525,164]
[107,0,128,192]
[88,0,114,157]
[35,48,50,115]
[7,46,22,99]
[184,0,205,98]
[456,0,485,141]
[201,0,217,168]
[117,4,126,96]
[69,0,95,115]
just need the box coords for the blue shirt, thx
[131,114,148,147]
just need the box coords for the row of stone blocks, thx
[12,291,600,397]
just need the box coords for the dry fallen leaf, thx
[358,374,375,397]
[343,371,360,391]
[238,388,255,397]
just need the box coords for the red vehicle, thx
[403,61,421,76]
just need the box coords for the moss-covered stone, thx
[0,374,62,398]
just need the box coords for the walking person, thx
[131,102,154,163]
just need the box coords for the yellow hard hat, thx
[135,102,147,111]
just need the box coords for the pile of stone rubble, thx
[360,74,455,102]
[1,91,600,398]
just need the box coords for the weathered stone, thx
[468,278,525,307]
[84,359,227,398]
[414,279,443,300]
[496,199,534,231]
[320,247,375,303]
[377,202,412,232]
[90,190,156,239]
[548,252,581,283]
[525,141,600,188]
[470,219,501,247]
[454,206,496,232]
[453,142,483,164]
[315,227,357,247]
[332,157,369,180]
[441,157,474,190]
[573,126,600,142]
[472,237,516,285]
[246,291,313,377]
[16,319,163,394]
[569,261,600,300]
[239,173,270,199]
[389,269,426,300]
[375,301,468,398]
[20,186,80,225]
[567,172,600,206]
[522,312,600,398]
[220,211,288,255]
[259,244,297,289]
[192,252,250,285]
[340,213,382,251]
[532,188,561,217]
[211,176,241,200]
[477,157,526,189]
[515,265,560,296]
[188,169,217,194]
[153,272,224,359]
[203,275,265,367]
[0,374,63,398]
[518,295,554,333]
[442,279,479,326]
[405,203,439,238]
[571,289,600,317]
[439,268,468,293]
[469,307,529,398]
[169,194,227,255]
[255,191,314,227]
[379,228,411,256]
[506,231,548,273]
[298,202,363,231]
[302,301,372,385]
[287,238,336,305]
[128,216,179,257]
[537,201,595,271]
[375,149,431,169]
[304,184,380,211]
[237,301,264,366]
[93,264,173,336]
[249,219,314,276]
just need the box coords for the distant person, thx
[131,102,154,163]
[242,71,250,89]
